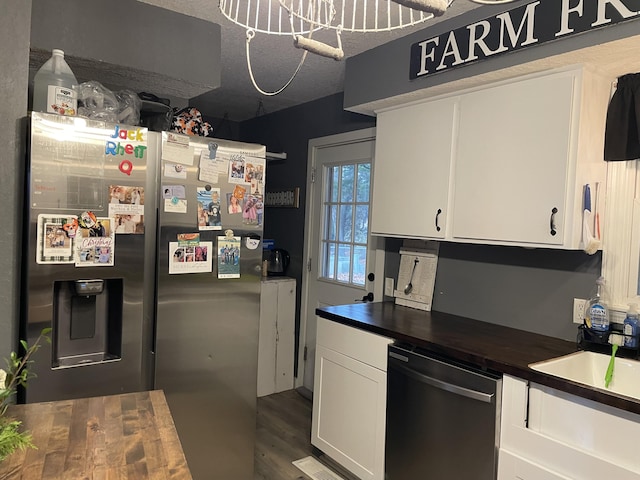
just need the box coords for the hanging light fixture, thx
[219,0,456,95]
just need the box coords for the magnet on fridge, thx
[171,196,180,205]
[208,142,218,159]
[225,229,234,239]
[204,184,212,191]
[245,235,261,250]
[63,217,79,238]
[78,211,97,229]
[119,160,133,176]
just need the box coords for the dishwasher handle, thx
[389,358,495,404]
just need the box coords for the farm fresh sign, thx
[410,0,640,79]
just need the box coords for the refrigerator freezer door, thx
[24,112,159,402]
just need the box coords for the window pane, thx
[353,245,367,286]
[337,244,352,282]
[327,205,337,241]
[356,163,371,203]
[354,205,369,243]
[341,165,354,202]
[339,205,353,242]
[330,167,339,202]
[319,161,372,287]
[322,242,336,279]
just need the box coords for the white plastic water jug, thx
[32,49,78,115]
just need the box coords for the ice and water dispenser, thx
[53,278,123,368]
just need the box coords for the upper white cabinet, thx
[372,65,612,249]
[452,67,610,247]
[371,96,458,239]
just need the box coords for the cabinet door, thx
[311,345,387,480]
[452,72,575,245]
[371,96,457,238]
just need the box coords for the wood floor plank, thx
[254,389,359,480]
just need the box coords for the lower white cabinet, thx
[498,450,571,480]
[499,375,640,480]
[257,277,296,397]
[312,318,392,480]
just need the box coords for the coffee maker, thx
[266,248,290,276]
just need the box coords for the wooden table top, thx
[0,390,192,480]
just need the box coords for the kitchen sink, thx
[529,351,640,400]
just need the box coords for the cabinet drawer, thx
[499,450,571,480]
[316,317,392,371]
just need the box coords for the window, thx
[321,162,371,286]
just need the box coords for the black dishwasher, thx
[385,344,502,480]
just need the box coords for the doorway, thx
[298,128,384,392]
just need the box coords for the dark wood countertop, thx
[317,302,640,415]
[0,390,192,480]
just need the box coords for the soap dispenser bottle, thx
[587,276,609,332]
[623,303,639,348]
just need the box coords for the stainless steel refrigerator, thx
[22,112,266,479]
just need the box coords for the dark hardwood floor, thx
[254,389,359,480]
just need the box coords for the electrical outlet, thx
[385,277,395,297]
[573,298,588,324]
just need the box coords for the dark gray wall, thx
[382,239,599,342]
[30,0,221,100]
[0,1,31,363]
[239,93,376,372]
[344,1,640,111]
[434,244,600,341]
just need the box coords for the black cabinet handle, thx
[435,208,442,232]
[550,207,558,236]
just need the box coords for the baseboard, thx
[296,385,313,401]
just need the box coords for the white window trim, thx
[602,159,640,314]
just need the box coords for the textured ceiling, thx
[139,0,640,123]
[139,0,481,121]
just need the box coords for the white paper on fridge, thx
[36,214,76,264]
[162,132,194,165]
[169,241,213,274]
[75,217,115,267]
[217,235,241,279]
[164,162,188,179]
[198,150,221,183]
[164,198,188,213]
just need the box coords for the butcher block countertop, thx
[0,390,191,480]
[316,301,640,416]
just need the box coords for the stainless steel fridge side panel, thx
[24,113,155,402]
[154,135,264,480]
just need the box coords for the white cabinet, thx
[371,96,458,239]
[312,318,392,480]
[498,450,571,480]
[257,277,296,397]
[371,65,611,249]
[452,67,610,248]
[498,375,640,480]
